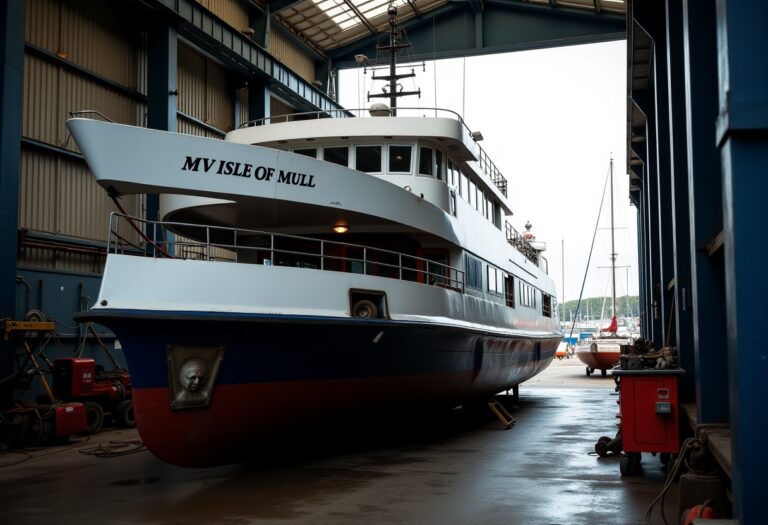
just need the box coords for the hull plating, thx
[88,311,558,467]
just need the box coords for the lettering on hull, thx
[181,156,316,188]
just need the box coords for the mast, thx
[561,238,565,321]
[609,156,617,319]
[367,4,420,115]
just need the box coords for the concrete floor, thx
[0,358,678,524]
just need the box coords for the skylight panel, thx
[310,0,361,31]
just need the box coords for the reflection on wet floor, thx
[0,360,676,525]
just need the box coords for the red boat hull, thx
[575,350,620,371]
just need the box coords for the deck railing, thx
[505,221,539,266]
[238,107,508,198]
[107,213,465,293]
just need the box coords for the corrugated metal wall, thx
[177,43,234,134]
[21,0,144,273]
[196,0,249,33]
[271,97,294,118]
[19,0,318,275]
[269,30,316,84]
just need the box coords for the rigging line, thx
[433,16,437,117]
[567,162,611,343]
[109,192,173,259]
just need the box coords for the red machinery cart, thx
[612,368,684,476]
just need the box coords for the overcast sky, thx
[337,40,637,304]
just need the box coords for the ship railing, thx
[504,221,539,265]
[107,213,465,293]
[239,106,508,198]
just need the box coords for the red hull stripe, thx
[135,371,513,467]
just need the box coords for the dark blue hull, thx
[79,309,558,466]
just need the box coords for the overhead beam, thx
[143,0,346,113]
[330,1,624,68]
[266,0,305,12]
[341,0,377,35]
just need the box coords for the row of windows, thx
[449,161,501,228]
[293,144,438,176]
[293,143,501,227]
[466,254,555,317]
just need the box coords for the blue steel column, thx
[248,79,271,122]
[638,4,675,349]
[0,0,25,404]
[637,201,648,337]
[665,0,694,400]
[716,2,768,522]
[146,23,177,230]
[681,0,727,424]
[635,87,664,347]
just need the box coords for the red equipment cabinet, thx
[52,357,133,434]
[612,368,685,476]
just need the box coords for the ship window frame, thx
[505,275,515,308]
[449,190,457,217]
[542,293,553,317]
[435,149,444,182]
[293,147,317,158]
[487,266,504,296]
[493,201,502,229]
[464,254,482,290]
[355,145,382,173]
[322,146,349,167]
[388,144,413,174]
[418,146,434,177]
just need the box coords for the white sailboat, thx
[576,157,632,377]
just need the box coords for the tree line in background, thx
[559,296,639,320]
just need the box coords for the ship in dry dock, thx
[67,6,561,467]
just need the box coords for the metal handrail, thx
[504,221,539,266]
[107,213,465,293]
[68,110,114,122]
[238,106,508,197]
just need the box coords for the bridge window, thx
[389,145,412,173]
[418,147,433,176]
[323,146,349,167]
[435,150,444,181]
[294,148,317,158]
[356,145,381,173]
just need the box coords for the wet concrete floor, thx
[0,358,677,524]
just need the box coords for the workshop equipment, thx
[612,368,684,476]
[1,319,88,444]
[53,357,134,433]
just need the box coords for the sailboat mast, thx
[610,156,617,318]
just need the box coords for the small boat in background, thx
[575,158,632,377]
[576,316,631,376]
